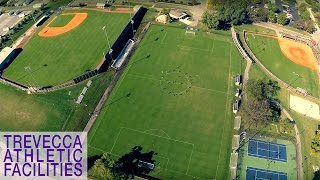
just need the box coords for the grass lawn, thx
[4,10,129,86]
[289,111,320,180]
[234,24,276,35]
[49,14,75,27]
[246,34,320,98]
[0,70,114,131]
[237,137,297,179]
[88,25,243,179]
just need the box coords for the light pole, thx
[109,49,114,61]
[130,19,135,38]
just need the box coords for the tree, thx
[89,153,114,180]
[160,8,170,15]
[268,11,276,23]
[314,169,320,180]
[88,146,156,179]
[292,19,305,30]
[311,130,320,156]
[242,79,281,125]
[305,20,316,33]
[242,98,273,126]
[253,0,262,4]
[301,10,311,21]
[277,13,288,25]
[203,0,251,30]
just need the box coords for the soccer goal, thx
[185,27,196,36]
[185,30,196,36]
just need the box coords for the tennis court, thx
[246,167,287,180]
[248,139,287,162]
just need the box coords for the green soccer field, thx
[237,137,297,179]
[4,10,130,86]
[88,25,243,179]
[246,34,320,98]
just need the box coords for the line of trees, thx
[202,0,251,30]
[88,146,156,180]
[293,2,316,33]
[241,79,281,126]
[311,129,320,156]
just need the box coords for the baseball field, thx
[3,10,130,86]
[88,25,243,179]
[246,34,320,97]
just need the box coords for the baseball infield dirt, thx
[38,13,87,37]
[278,38,318,70]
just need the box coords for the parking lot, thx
[0,13,23,36]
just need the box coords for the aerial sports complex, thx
[1,3,320,179]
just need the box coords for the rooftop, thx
[0,47,14,64]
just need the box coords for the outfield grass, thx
[237,137,297,179]
[234,24,276,35]
[49,14,75,27]
[246,34,320,97]
[4,10,130,86]
[88,25,243,179]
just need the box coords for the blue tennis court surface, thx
[246,167,287,180]
[248,139,287,162]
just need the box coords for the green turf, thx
[0,70,114,131]
[234,24,276,35]
[4,10,129,86]
[88,25,243,179]
[237,137,297,179]
[246,34,320,98]
[49,14,74,27]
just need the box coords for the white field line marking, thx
[89,59,133,144]
[144,129,170,138]
[211,40,215,53]
[160,31,167,45]
[122,126,194,146]
[110,127,123,153]
[215,43,232,178]
[186,144,194,175]
[178,45,211,52]
[191,85,228,95]
[128,73,229,95]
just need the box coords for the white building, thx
[169,9,187,20]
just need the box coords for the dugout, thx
[0,47,21,73]
[35,15,50,27]
[97,7,148,72]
